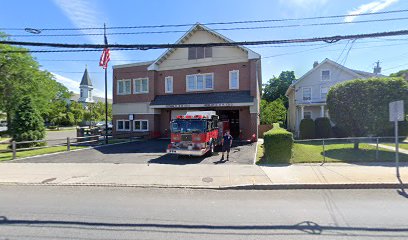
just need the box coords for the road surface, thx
[0,186,407,239]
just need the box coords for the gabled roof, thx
[80,68,92,86]
[285,58,383,96]
[147,23,261,70]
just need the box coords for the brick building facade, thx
[112,24,262,140]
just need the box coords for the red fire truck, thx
[166,111,229,156]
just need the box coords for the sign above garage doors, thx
[150,102,254,109]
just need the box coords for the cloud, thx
[279,0,328,8]
[344,0,399,22]
[52,72,109,98]
[52,0,130,65]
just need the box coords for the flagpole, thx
[104,23,108,144]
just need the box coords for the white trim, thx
[302,87,312,101]
[185,73,214,92]
[113,61,154,69]
[165,76,173,93]
[321,69,331,81]
[150,102,254,109]
[229,70,239,90]
[320,86,329,99]
[117,79,131,95]
[133,78,149,94]
[116,120,131,131]
[133,119,149,132]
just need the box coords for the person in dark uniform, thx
[221,130,233,161]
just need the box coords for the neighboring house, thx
[69,67,112,105]
[112,23,262,140]
[286,58,382,136]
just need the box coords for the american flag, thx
[99,36,110,69]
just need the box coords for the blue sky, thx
[1,0,408,98]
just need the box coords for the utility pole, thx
[104,23,108,144]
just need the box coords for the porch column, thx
[300,106,305,120]
[320,105,325,117]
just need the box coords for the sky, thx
[1,0,408,98]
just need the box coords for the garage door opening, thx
[216,110,240,138]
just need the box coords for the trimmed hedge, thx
[263,123,294,163]
[299,118,315,139]
[315,117,331,138]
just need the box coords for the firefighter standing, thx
[221,130,233,160]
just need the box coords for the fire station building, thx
[112,23,262,140]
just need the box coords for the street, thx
[0,186,407,240]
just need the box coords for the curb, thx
[0,182,406,190]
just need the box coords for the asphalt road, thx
[0,186,407,240]
[14,139,256,165]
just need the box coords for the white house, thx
[285,58,382,136]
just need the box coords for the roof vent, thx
[313,61,319,68]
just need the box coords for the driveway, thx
[12,139,256,165]
[45,129,77,146]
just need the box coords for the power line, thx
[2,29,408,53]
[1,9,408,31]
[7,17,408,38]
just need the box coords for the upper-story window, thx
[134,78,149,94]
[165,76,173,93]
[117,79,131,95]
[188,47,212,60]
[229,70,239,89]
[88,90,92,99]
[320,86,329,99]
[186,73,214,92]
[321,70,330,81]
[303,87,312,101]
[80,89,84,98]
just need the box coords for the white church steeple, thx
[78,65,94,105]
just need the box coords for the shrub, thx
[300,118,315,139]
[263,123,294,163]
[380,120,408,137]
[331,125,348,138]
[315,117,331,138]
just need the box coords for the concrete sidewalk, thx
[0,162,407,189]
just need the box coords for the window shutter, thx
[196,47,204,59]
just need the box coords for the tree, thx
[327,77,408,149]
[0,33,63,129]
[69,101,85,125]
[390,69,408,78]
[260,99,287,125]
[10,96,45,147]
[262,71,296,107]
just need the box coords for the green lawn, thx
[257,142,408,164]
[382,143,408,151]
[0,145,86,161]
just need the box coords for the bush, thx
[315,117,331,138]
[263,123,294,163]
[331,125,348,138]
[299,118,315,139]
[380,120,408,137]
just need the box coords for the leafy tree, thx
[390,69,408,78]
[260,99,287,125]
[10,96,45,147]
[262,71,296,107]
[327,77,408,149]
[0,33,62,128]
[69,101,85,125]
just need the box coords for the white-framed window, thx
[302,87,312,101]
[321,70,331,81]
[229,70,239,89]
[80,89,84,98]
[165,76,173,93]
[133,120,149,132]
[186,73,214,91]
[188,47,212,60]
[320,86,329,99]
[116,120,130,131]
[134,78,149,94]
[304,111,312,119]
[117,79,131,95]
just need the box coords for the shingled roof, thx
[150,91,253,106]
[80,68,93,86]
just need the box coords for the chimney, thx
[313,61,319,68]
[373,61,381,75]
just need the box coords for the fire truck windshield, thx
[171,120,207,133]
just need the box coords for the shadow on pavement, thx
[323,149,408,167]
[96,139,169,154]
[1,217,408,237]
[397,176,408,199]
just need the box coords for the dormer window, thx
[188,47,212,60]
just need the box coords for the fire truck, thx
[166,111,229,156]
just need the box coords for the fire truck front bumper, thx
[167,148,208,156]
